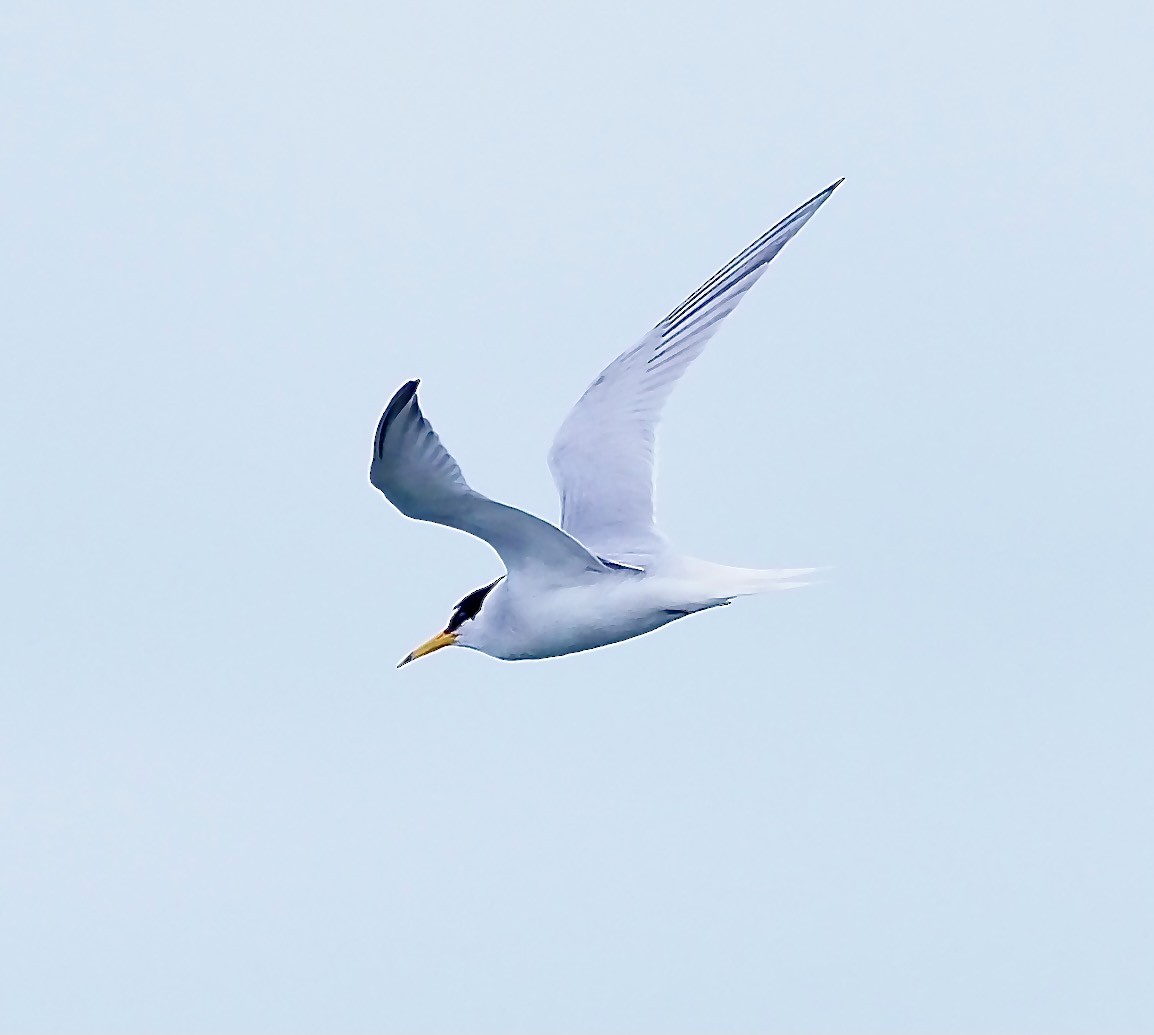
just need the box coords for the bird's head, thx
[397,577,503,667]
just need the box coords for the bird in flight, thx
[372,180,842,666]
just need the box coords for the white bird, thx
[372,180,842,666]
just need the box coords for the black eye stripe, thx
[446,577,504,631]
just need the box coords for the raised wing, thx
[548,180,842,561]
[371,380,607,580]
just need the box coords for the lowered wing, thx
[371,380,607,581]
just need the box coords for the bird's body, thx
[459,558,815,661]
[473,569,677,662]
[371,180,842,666]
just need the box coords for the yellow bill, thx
[397,630,458,668]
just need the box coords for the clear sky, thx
[2,2,1152,1032]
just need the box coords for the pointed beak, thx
[397,630,458,668]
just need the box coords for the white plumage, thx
[371,180,842,665]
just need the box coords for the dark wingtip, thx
[788,178,845,220]
[374,379,421,459]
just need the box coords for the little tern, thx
[372,180,842,665]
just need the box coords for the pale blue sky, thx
[2,2,1152,1032]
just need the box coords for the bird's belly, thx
[489,581,698,661]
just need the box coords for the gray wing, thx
[547,180,842,562]
[371,381,607,581]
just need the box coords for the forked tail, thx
[666,556,821,600]
[713,564,818,597]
